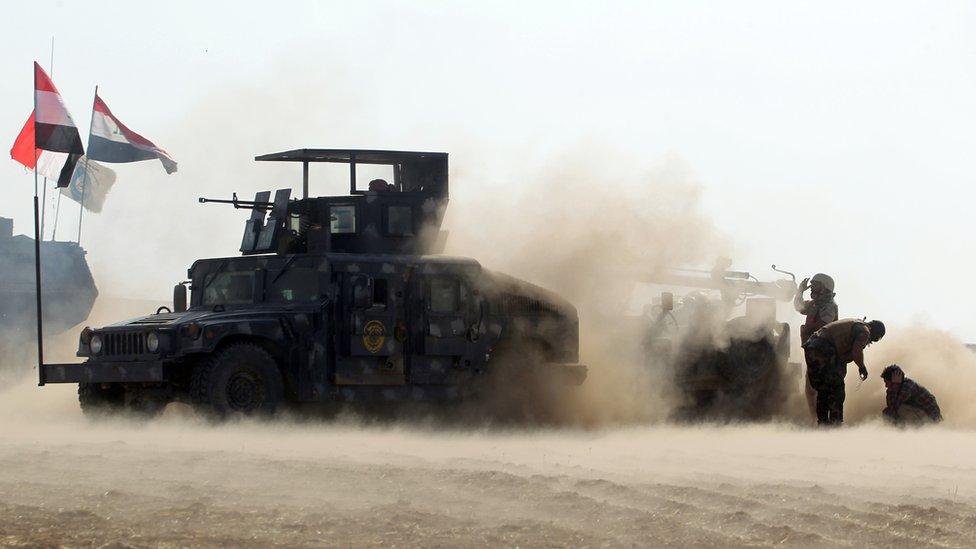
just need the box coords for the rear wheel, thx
[191,343,284,418]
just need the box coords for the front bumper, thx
[41,360,166,384]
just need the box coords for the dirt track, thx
[1,383,975,547]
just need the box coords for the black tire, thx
[191,343,284,418]
[126,387,170,419]
[78,382,125,418]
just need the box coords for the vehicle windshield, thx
[266,267,322,303]
[201,270,255,306]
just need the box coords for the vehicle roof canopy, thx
[255,149,448,196]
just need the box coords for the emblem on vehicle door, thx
[363,320,386,353]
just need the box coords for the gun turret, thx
[197,149,450,257]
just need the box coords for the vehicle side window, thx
[429,277,459,313]
[267,268,321,303]
[352,276,388,309]
[330,205,356,234]
[372,278,388,308]
[202,271,255,305]
[387,206,414,236]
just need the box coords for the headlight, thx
[90,334,103,355]
[146,331,160,353]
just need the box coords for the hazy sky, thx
[2,1,975,338]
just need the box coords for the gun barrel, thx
[198,196,273,209]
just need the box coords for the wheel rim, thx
[226,371,265,411]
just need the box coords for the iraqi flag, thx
[87,93,177,174]
[11,111,75,181]
[14,62,85,187]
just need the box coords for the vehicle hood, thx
[101,308,295,329]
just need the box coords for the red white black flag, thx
[33,62,84,187]
[87,93,177,174]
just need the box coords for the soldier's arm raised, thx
[793,278,810,313]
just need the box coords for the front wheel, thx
[78,382,125,417]
[191,343,284,418]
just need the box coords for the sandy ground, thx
[0,382,974,548]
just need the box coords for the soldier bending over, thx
[802,318,886,425]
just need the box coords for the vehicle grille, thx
[103,331,147,357]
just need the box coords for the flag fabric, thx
[10,111,37,169]
[60,156,116,213]
[88,93,177,174]
[11,111,76,180]
[34,62,83,187]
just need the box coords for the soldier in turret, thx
[802,317,886,425]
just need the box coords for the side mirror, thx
[661,292,674,312]
[173,283,188,313]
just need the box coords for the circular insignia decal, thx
[363,320,386,354]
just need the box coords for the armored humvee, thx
[641,265,797,420]
[40,149,585,417]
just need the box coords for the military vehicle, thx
[641,264,797,420]
[40,149,585,417]
[0,216,98,369]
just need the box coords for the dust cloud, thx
[5,70,976,547]
[849,326,976,427]
[445,145,732,425]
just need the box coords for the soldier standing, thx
[794,273,838,343]
[794,273,839,419]
[802,318,886,425]
[880,365,942,425]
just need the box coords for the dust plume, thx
[846,325,976,427]
[445,145,732,425]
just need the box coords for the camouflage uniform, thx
[802,319,871,425]
[794,293,838,420]
[884,378,942,424]
[794,296,838,344]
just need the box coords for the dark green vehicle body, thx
[41,149,584,416]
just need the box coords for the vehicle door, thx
[334,270,406,385]
[407,273,482,384]
[262,257,329,400]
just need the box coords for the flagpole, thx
[39,37,54,240]
[77,85,97,243]
[52,189,62,240]
[32,65,46,386]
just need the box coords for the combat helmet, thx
[810,273,835,293]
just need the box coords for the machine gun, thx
[199,189,294,254]
[198,193,274,211]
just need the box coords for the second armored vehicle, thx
[41,149,585,417]
[642,265,797,420]
[0,217,98,370]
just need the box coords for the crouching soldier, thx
[881,364,942,425]
[802,318,886,425]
